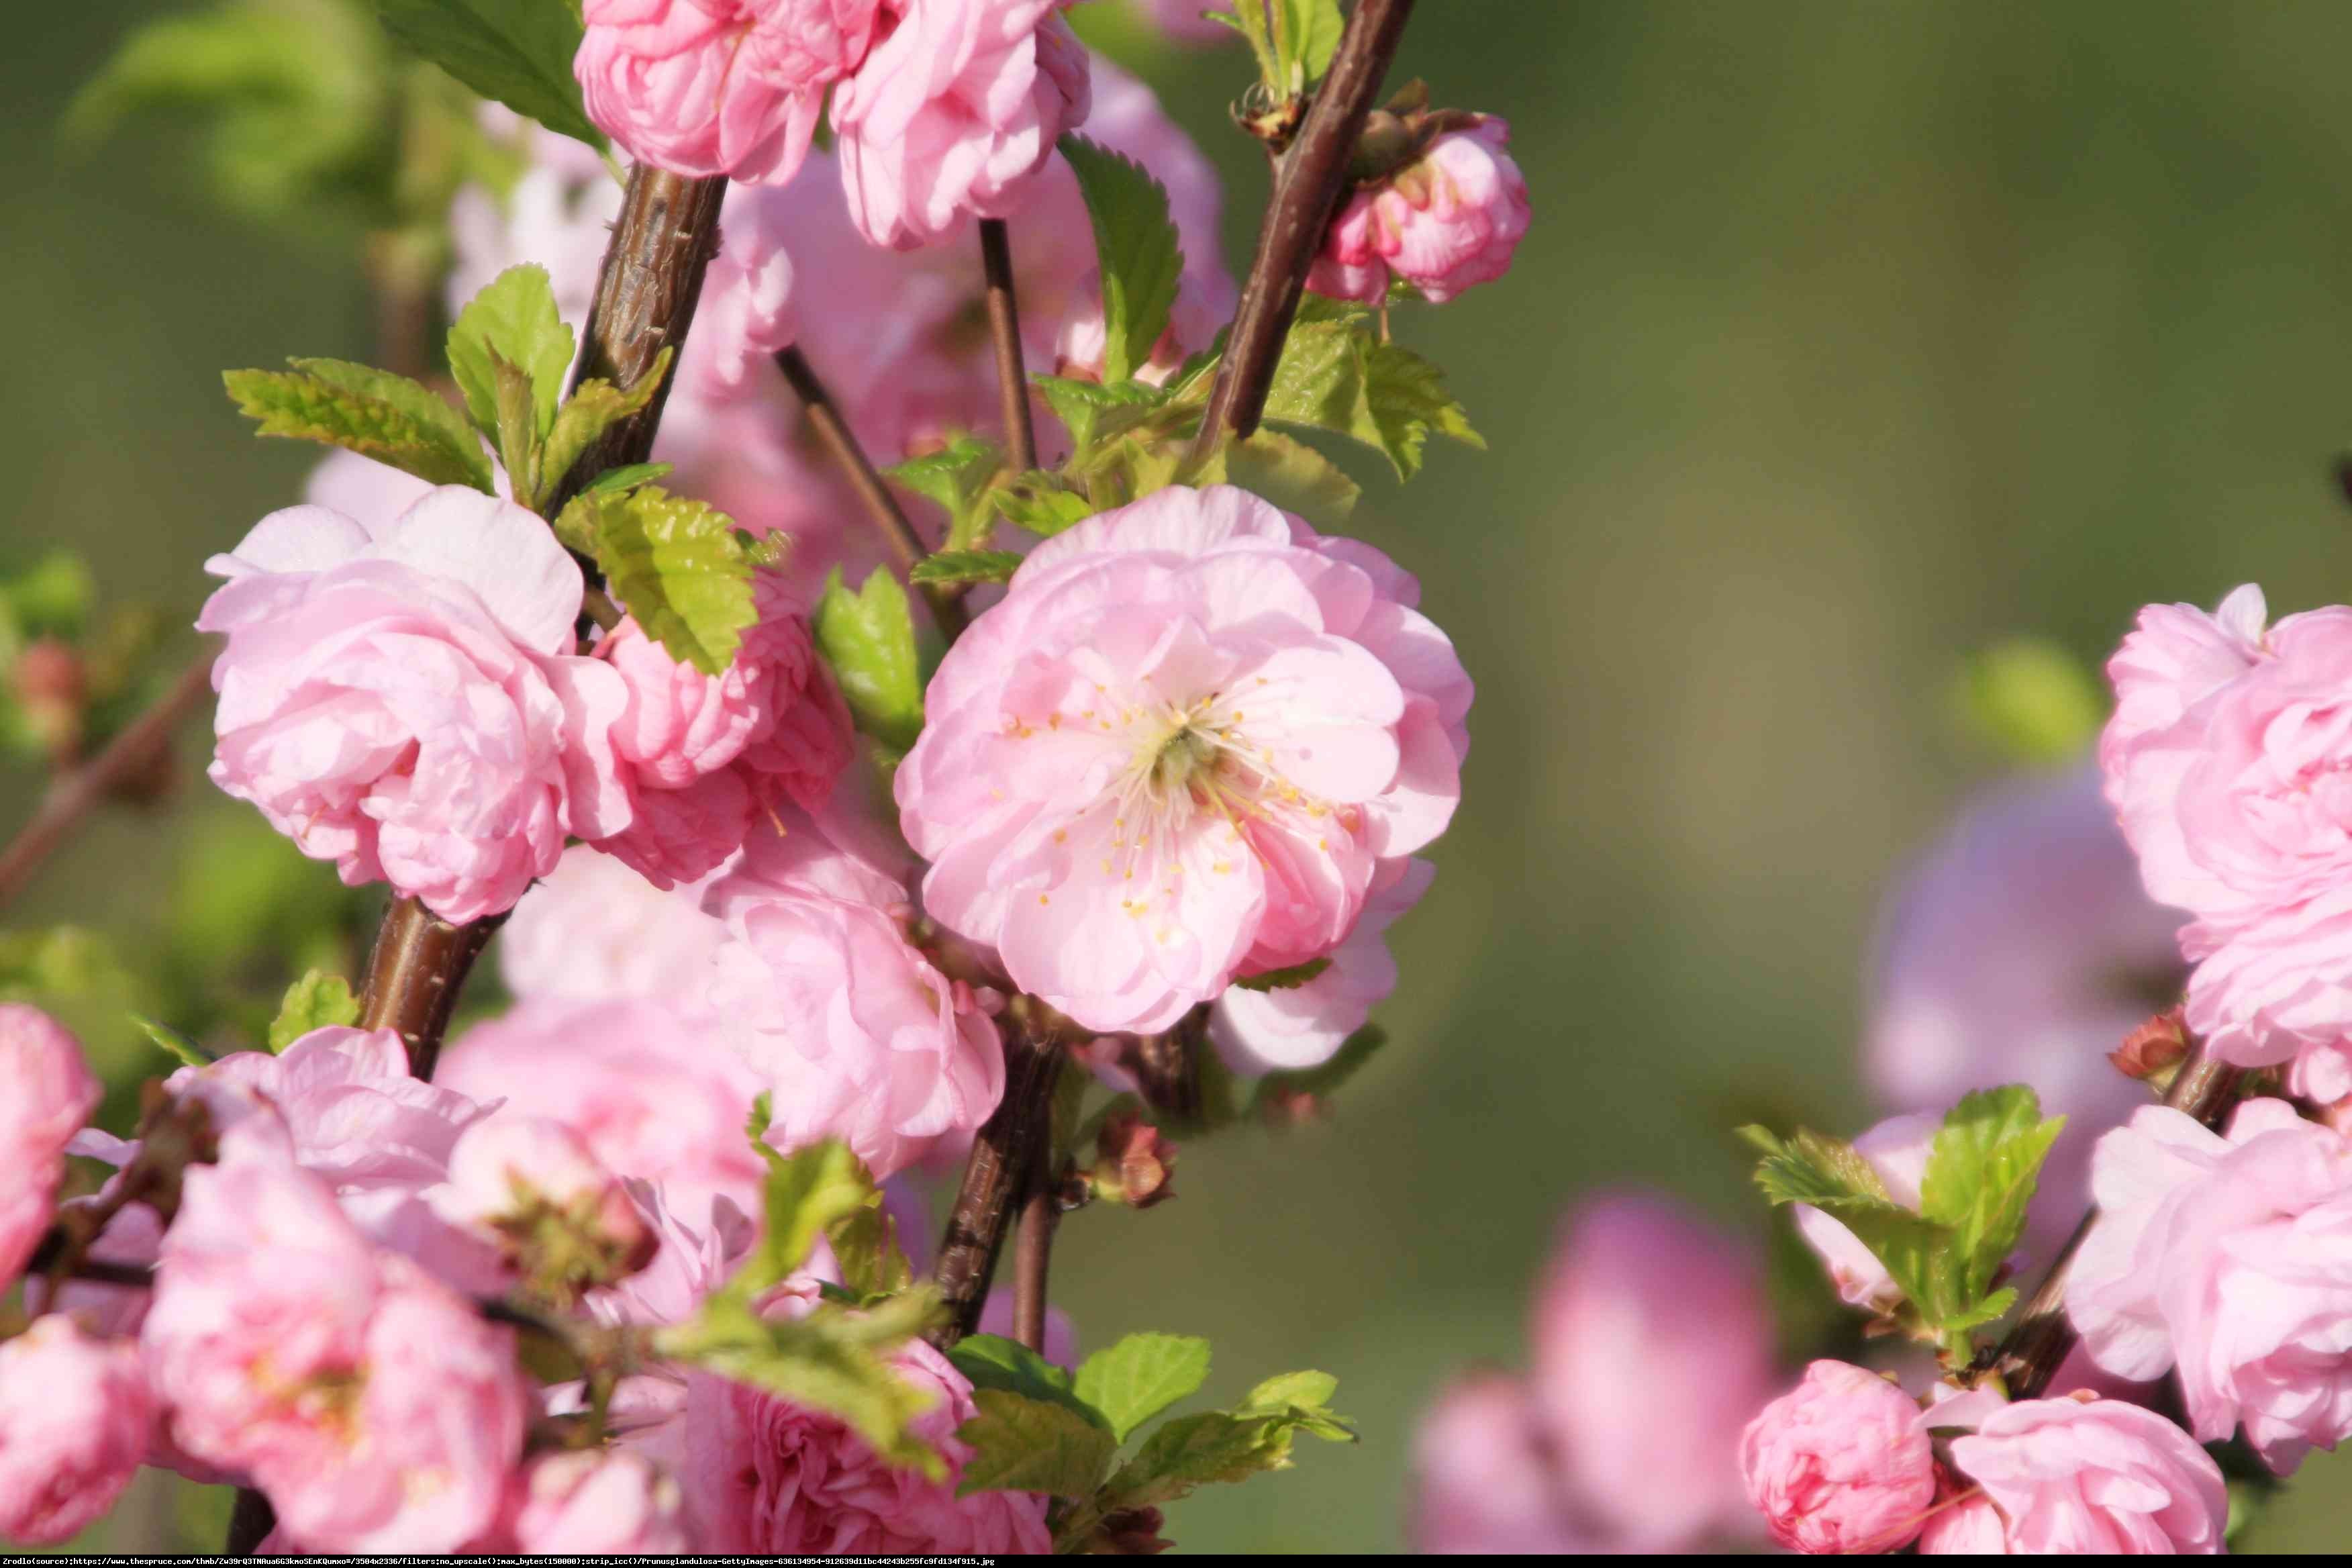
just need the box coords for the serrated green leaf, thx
[578,461,673,497]
[954,1389,1122,1500]
[371,0,605,152]
[946,1334,1097,1423]
[288,358,493,490]
[1745,1124,1975,1324]
[1234,958,1330,993]
[1261,312,1481,481]
[740,1129,877,1297]
[447,263,575,446]
[1075,1334,1212,1442]
[993,471,1101,536]
[813,567,924,752]
[267,970,358,1052]
[909,550,1024,588]
[884,437,1004,550]
[1221,430,1361,525]
[487,350,538,496]
[1098,1383,1354,1516]
[1035,375,1171,460]
[1057,136,1184,385]
[1239,1369,1340,1417]
[132,1013,211,1069]
[223,365,493,491]
[552,485,756,675]
[1918,1087,2067,1300]
[537,349,672,511]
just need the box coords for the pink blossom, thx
[897,485,1472,1032]
[1917,1490,2011,1555]
[1943,1397,2226,1553]
[506,1449,691,1554]
[497,845,730,1013]
[1,1004,99,1285]
[143,1136,528,1550]
[428,1116,654,1279]
[301,449,437,529]
[2068,1097,2352,1471]
[1410,1376,1595,1554]
[1865,765,2185,1240]
[1740,1360,1936,1554]
[1530,1193,1776,1550]
[0,1316,154,1545]
[1308,117,1530,305]
[834,1,1091,249]
[587,573,853,887]
[707,810,1006,1179]
[683,191,801,402]
[677,1338,1050,1553]
[197,488,630,924]
[576,1,883,186]
[1790,1111,1939,1313]
[1209,857,1431,1075]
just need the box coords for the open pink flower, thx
[577,1,883,185]
[1741,1360,1937,1554]
[1,1004,99,1286]
[677,1336,1050,1552]
[834,1,1091,248]
[0,1316,154,1545]
[2067,1097,2352,1472]
[707,810,1005,1179]
[898,485,1472,1033]
[505,1449,691,1554]
[1308,117,1530,305]
[1943,1396,2226,1553]
[1790,1111,1939,1314]
[198,488,630,924]
[1210,857,1432,1075]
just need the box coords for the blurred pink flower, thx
[897,485,1471,1032]
[0,1316,154,1545]
[1308,118,1530,305]
[497,845,731,1014]
[0,1003,99,1285]
[1138,0,1232,45]
[1210,857,1432,1075]
[1790,1110,1938,1313]
[505,1449,692,1553]
[428,1116,655,1281]
[2068,1097,2352,1472]
[1740,1360,1937,1554]
[1943,1396,2226,1553]
[576,1,883,185]
[198,489,630,924]
[1410,1377,1596,1554]
[834,1,1090,249]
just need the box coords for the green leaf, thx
[884,437,1003,551]
[1261,311,1482,480]
[954,1389,1122,1500]
[267,970,358,1052]
[826,1202,913,1304]
[1075,1334,1212,1442]
[1743,1124,1973,1324]
[813,567,924,752]
[1278,0,1347,85]
[946,1334,1098,1423]
[446,263,575,448]
[739,1117,877,1297]
[552,485,756,675]
[1057,136,1184,385]
[289,358,494,490]
[910,550,1024,588]
[992,471,1100,537]
[536,350,671,511]
[131,1013,211,1069]
[577,461,673,497]
[371,0,605,152]
[1034,375,1170,460]
[1221,430,1361,526]
[1918,1087,2067,1301]
[1234,958,1330,993]
[223,364,493,491]
[1098,1377,1355,1514]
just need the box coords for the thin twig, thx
[979,219,1038,471]
[773,346,969,643]
[0,653,216,911]
[1012,1131,1059,1354]
[1193,0,1416,455]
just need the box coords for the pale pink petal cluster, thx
[1939,1396,2226,1553]
[2067,1097,2352,1471]
[707,810,1006,1179]
[1,1004,99,1285]
[1738,1360,1937,1554]
[576,0,884,185]
[587,572,854,887]
[503,1449,692,1553]
[898,485,1471,1033]
[198,489,630,924]
[497,844,731,1013]
[0,1316,154,1545]
[834,1,1091,249]
[428,1116,654,1267]
[1210,857,1431,1075]
[2099,585,2352,1097]
[1308,117,1530,305]
[1410,1377,1597,1553]
[142,1134,529,1549]
[677,1338,1050,1552]
[1790,1111,1938,1313]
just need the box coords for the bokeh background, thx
[9,0,2352,1553]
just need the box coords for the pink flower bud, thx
[1091,1109,1175,1209]
[1740,1360,1937,1554]
[1309,117,1530,305]
[1,1004,101,1286]
[431,1117,657,1293]
[2110,1006,2191,1082]
[0,1316,154,1544]
[9,637,86,759]
[507,1450,691,1554]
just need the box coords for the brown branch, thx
[356,899,506,1081]
[1193,0,1416,455]
[773,346,969,644]
[1980,1043,2247,1400]
[928,1016,1067,1349]
[979,219,1038,471]
[0,653,217,911]
[1012,1131,1059,1354]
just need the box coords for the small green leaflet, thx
[222,362,493,492]
[883,437,1003,551]
[948,1334,1101,1426]
[577,462,673,497]
[1262,302,1483,480]
[371,0,607,152]
[1034,375,1171,460]
[267,970,359,1052]
[552,485,756,676]
[536,349,673,512]
[1093,1371,1355,1514]
[813,567,924,752]
[1917,1086,2066,1304]
[1210,0,1344,96]
[992,471,1099,536]
[132,1013,211,1069]
[909,550,1024,589]
[446,264,575,451]
[1075,1334,1212,1443]
[1057,136,1184,386]
[955,1390,1122,1500]
[737,1100,875,1296]
[1233,958,1331,993]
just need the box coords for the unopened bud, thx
[1090,1110,1176,1210]
[2111,1008,2190,1085]
[1095,1505,1171,1555]
[9,638,86,760]
[432,1118,656,1301]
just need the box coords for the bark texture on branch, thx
[356,899,506,1081]
[928,1024,1067,1349]
[1193,0,1417,453]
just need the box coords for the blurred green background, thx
[9,0,2352,1553]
